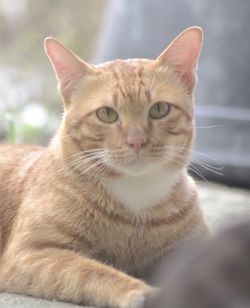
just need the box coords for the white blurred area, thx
[20,103,47,128]
[0,0,27,17]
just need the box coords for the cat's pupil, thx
[96,106,118,123]
[149,101,169,119]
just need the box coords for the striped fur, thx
[0,27,208,307]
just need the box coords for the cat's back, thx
[0,144,45,251]
[0,144,44,182]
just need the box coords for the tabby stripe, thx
[175,106,193,122]
[168,128,189,136]
[87,196,194,228]
[145,89,151,103]
[70,136,84,152]
[54,222,93,250]
[29,241,69,251]
[113,71,126,99]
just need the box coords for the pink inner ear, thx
[157,27,203,88]
[44,37,95,102]
[45,38,88,81]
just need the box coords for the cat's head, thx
[45,27,203,178]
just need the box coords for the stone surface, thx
[0,181,250,307]
[198,181,250,230]
[0,293,84,308]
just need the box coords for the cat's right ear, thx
[44,37,95,104]
[156,27,203,91]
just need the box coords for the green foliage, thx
[0,112,17,144]
[20,124,44,144]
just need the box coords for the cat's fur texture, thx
[0,27,208,307]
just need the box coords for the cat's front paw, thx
[121,287,158,308]
[123,291,145,308]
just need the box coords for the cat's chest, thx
[85,218,170,275]
[78,168,181,274]
[101,167,180,212]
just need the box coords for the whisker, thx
[188,166,209,184]
[162,145,223,171]
[170,153,223,176]
[53,152,108,177]
[65,149,109,160]
[79,157,108,176]
[163,151,221,180]
[192,158,223,171]
[67,152,108,168]
[95,160,113,178]
[195,124,224,129]
[192,150,218,162]
[192,160,223,176]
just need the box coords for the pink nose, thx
[126,125,147,153]
[126,136,146,152]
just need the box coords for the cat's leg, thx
[0,247,155,307]
[0,226,2,255]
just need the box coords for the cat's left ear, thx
[44,37,96,103]
[157,27,203,90]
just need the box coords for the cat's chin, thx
[113,160,162,177]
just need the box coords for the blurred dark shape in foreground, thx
[146,219,250,308]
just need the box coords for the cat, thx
[0,27,208,307]
[145,218,250,308]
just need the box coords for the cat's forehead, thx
[94,59,188,104]
[74,58,191,113]
[93,59,158,107]
[97,59,156,79]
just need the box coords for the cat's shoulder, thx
[0,144,45,166]
[0,143,43,152]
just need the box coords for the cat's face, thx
[45,27,203,177]
[61,60,194,177]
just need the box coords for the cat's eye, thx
[149,101,170,119]
[96,106,118,123]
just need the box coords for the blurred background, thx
[0,0,107,144]
[0,0,249,188]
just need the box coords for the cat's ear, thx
[44,37,95,103]
[157,27,203,90]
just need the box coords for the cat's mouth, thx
[111,155,161,176]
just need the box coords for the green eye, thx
[96,106,118,123]
[149,101,170,119]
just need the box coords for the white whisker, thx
[192,161,222,177]
[195,124,224,129]
[189,166,209,184]
[67,153,108,168]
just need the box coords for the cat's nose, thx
[126,126,147,153]
[126,136,146,152]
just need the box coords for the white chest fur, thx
[102,167,180,212]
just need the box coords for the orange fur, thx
[0,27,208,307]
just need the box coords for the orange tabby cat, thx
[0,27,208,307]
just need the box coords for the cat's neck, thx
[49,137,183,212]
[101,167,182,212]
